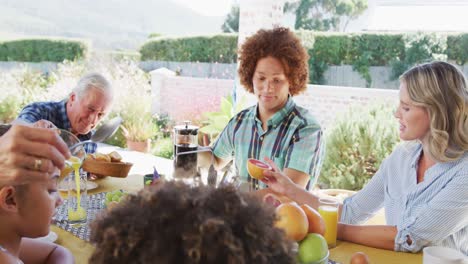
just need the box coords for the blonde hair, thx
[400,61,468,162]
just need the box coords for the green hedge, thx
[447,34,468,65]
[140,32,467,85]
[0,39,87,62]
[140,34,238,63]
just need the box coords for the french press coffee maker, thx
[173,121,200,178]
[173,121,217,185]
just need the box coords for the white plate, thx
[35,231,58,243]
[58,181,98,192]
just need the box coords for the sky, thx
[171,0,236,16]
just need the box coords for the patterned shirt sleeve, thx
[212,117,235,159]
[283,124,320,176]
[394,172,468,253]
[17,103,45,123]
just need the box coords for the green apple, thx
[298,233,328,263]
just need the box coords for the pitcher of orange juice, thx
[318,198,339,248]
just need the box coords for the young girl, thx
[0,171,74,263]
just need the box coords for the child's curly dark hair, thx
[90,182,296,264]
[238,27,309,96]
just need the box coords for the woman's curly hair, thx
[238,27,309,95]
[90,182,296,264]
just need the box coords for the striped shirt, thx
[17,100,96,154]
[212,97,321,187]
[340,142,468,255]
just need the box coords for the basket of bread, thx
[82,151,133,178]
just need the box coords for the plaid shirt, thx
[213,97,321,187]
[17,100,97,154]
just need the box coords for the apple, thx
[247,158,271,180]
[275,202,309,241]
[298,233,328,263]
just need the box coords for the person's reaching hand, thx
[262,157,298,195]
[0,125,70,186]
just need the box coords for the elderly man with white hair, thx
[14,73,113,154]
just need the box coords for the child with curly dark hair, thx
[89,182,296,264]
[211,27,321,193]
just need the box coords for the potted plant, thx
[119,96,157,153]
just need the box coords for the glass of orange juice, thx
[56,129,87,224]
[318,198,339,248]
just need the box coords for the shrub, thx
[447,34,468,65]
[140,34,238,63]
[318,104,400,190]
[390,33,447,80]
[0,39,87,62]
[152,137,173,159]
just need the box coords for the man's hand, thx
[0,125,70,186]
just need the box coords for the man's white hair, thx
[72,73,113,100]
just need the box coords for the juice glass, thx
[56,129,87,224]
[318,198,339,248]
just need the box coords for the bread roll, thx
[109,151,122,162]
[95,153,111,162]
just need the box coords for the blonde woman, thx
[262,61,468,254]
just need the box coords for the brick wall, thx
[152,74,399,129]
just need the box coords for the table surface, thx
[54,175,422,264]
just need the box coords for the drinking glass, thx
[318,198,339,248]
[57,129,87,224]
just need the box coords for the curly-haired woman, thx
[89,182,296,264]
[211,27,321,192]
[263,61,468,255]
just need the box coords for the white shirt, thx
[340,142,468,255]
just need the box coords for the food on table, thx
[275,202,309,241]
[93,153,111,162]
[349,252,370,264]
[298,233,328,264]
[108,151,122,162]
[104,190,128,210]
[263,193,282,207]
[300,204,326,235]
[247,158,271,180]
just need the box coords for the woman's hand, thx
[0,125,70,185]
[32,119,57,129]
[261,157,298,195]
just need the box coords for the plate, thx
[58,181,98,192]
[35,231,58,243]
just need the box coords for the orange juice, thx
[318,205,338,247]
[67,156,87,222]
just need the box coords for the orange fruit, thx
[300,204,326,235]
[350,252,370,264]
[247,158,271,180]
[275,202,309,241]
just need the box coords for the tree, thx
[221,5,239,33]
[285,0,368,32]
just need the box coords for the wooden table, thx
[54,175,422,264]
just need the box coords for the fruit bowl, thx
[303,250,329,264]
[82,158,133,178]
